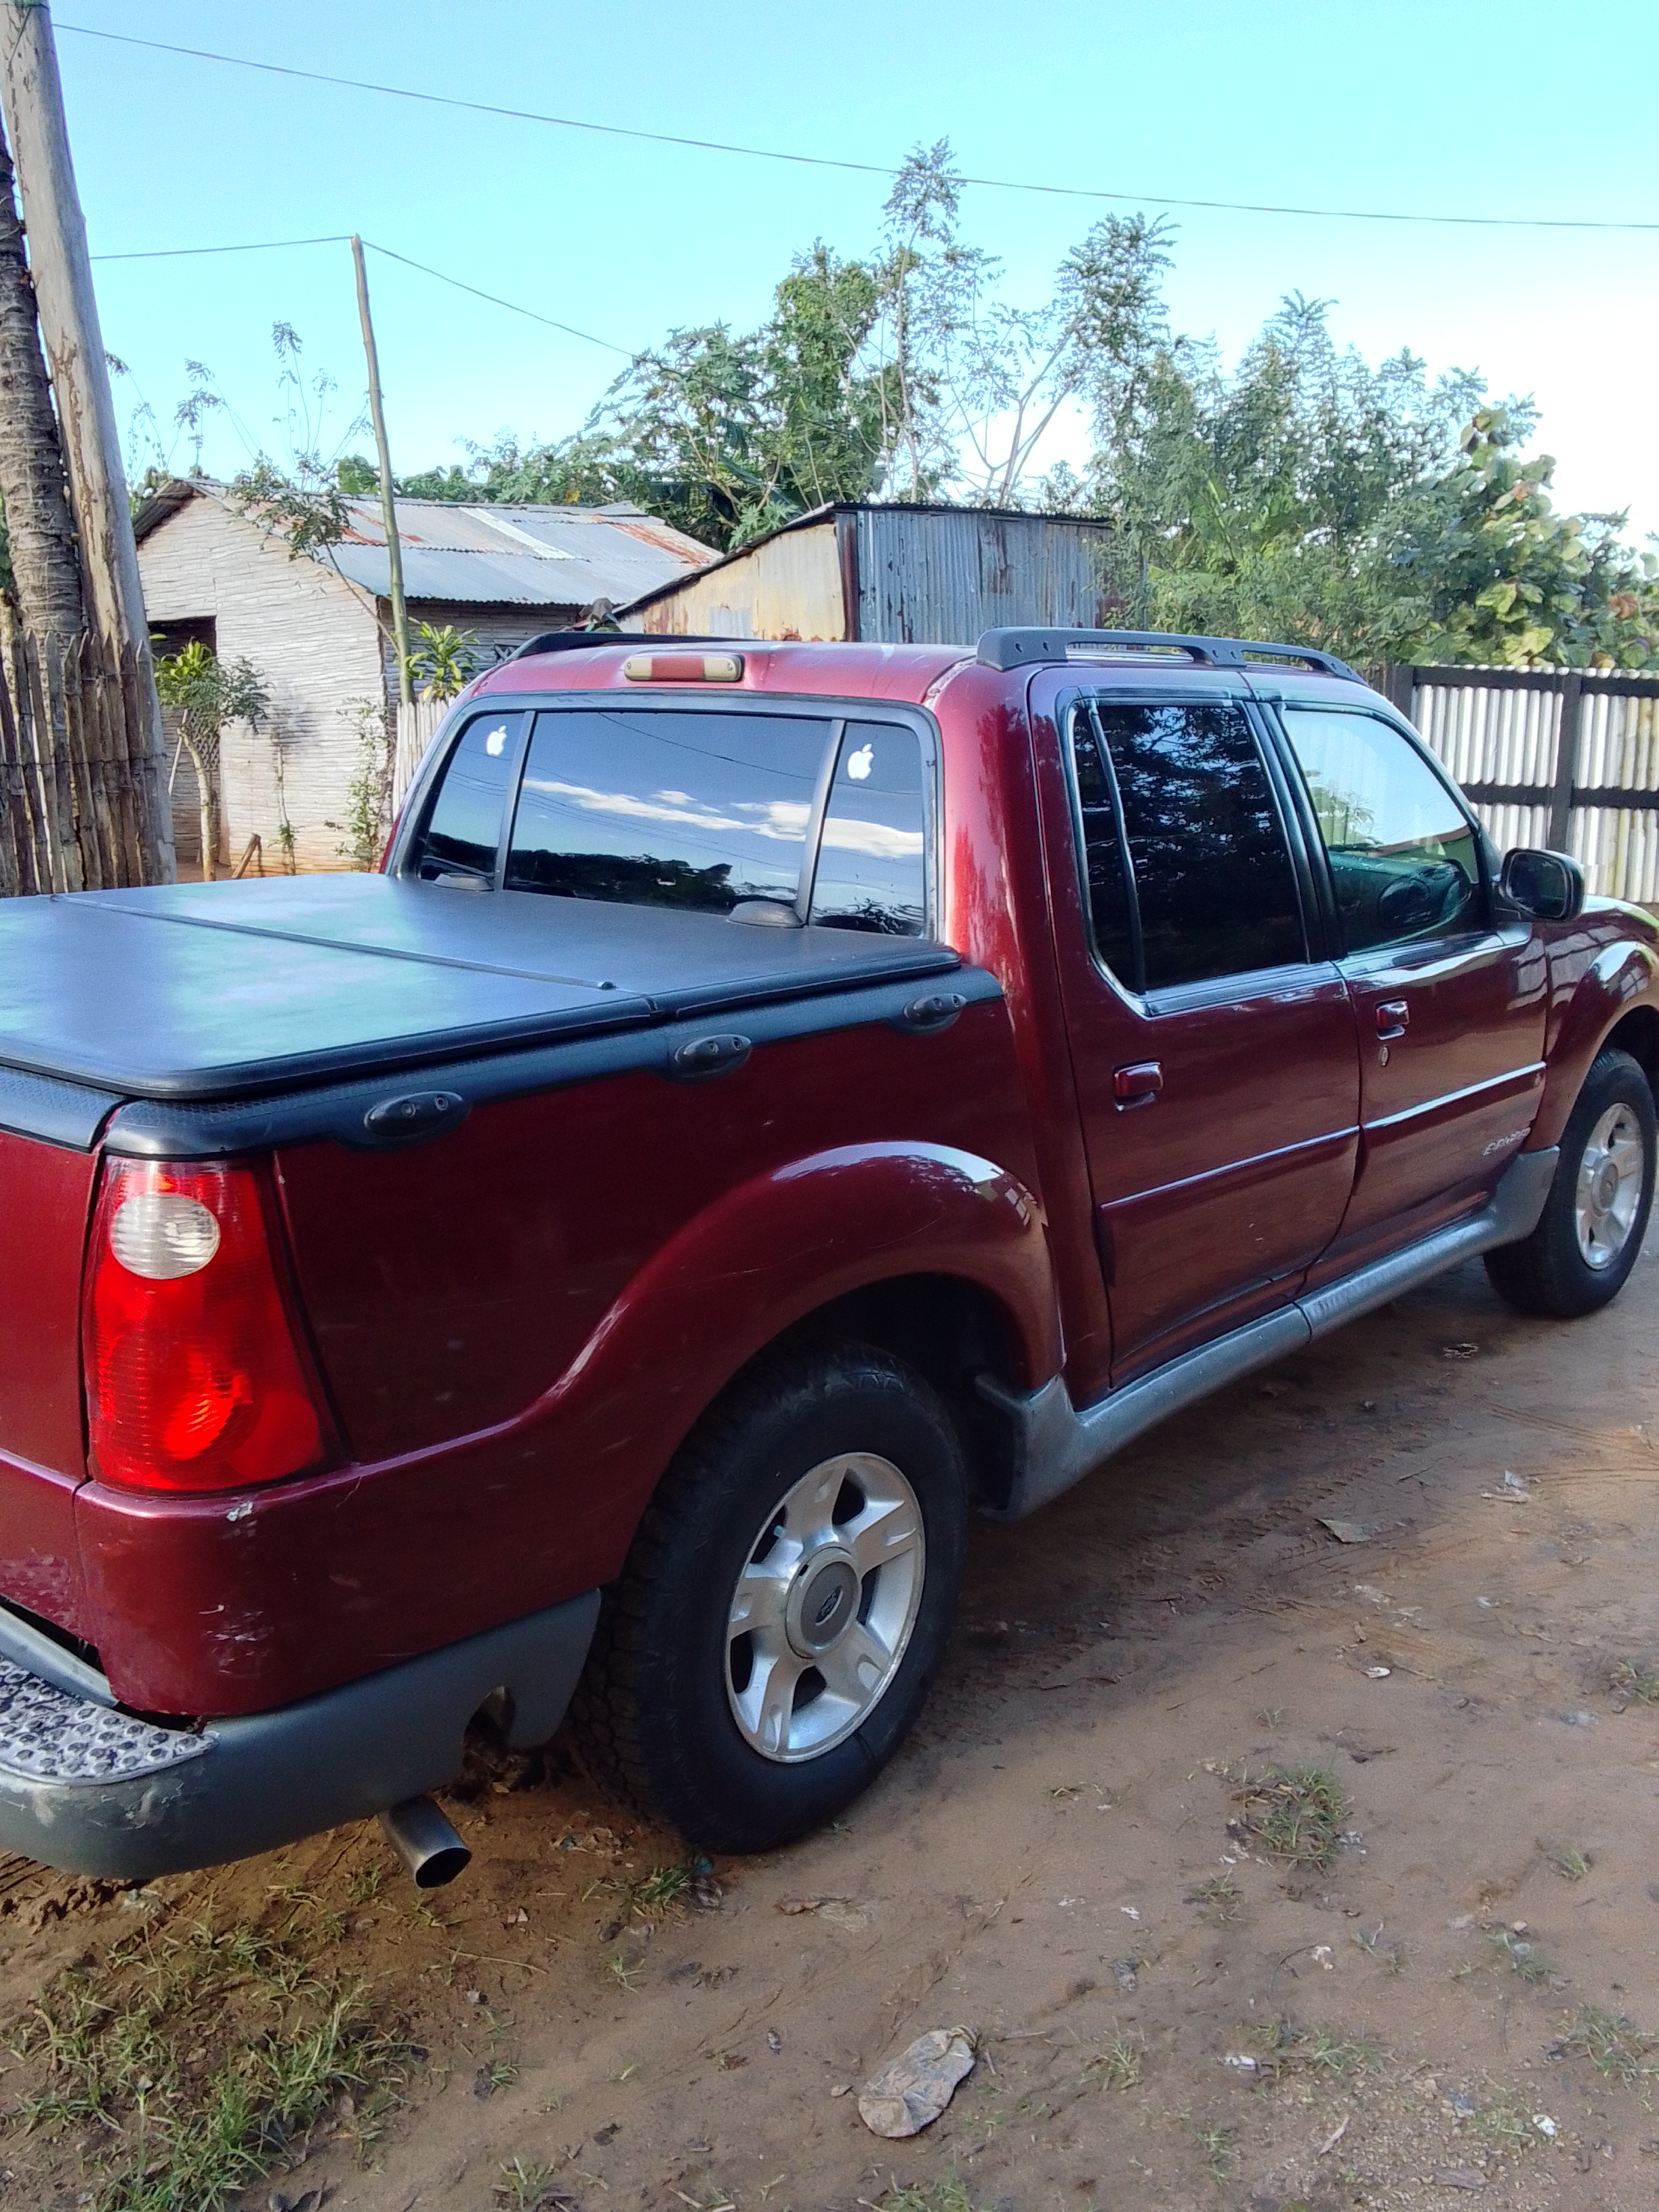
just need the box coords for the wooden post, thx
[1547,671,1583,853]
[0,1,174,880]
[350,235,413,718]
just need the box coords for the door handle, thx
[1374,999,1409,1040]
[1113,1060,1164,1108]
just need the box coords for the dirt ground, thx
[5,1233,1659,2212]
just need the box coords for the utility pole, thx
[350,235,413,716]
[0,0,174,880]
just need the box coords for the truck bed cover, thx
[0,878,963,1105]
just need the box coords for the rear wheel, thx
[570,1345,968,1853]
[1484,1048,1656,1318]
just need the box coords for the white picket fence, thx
[1383,665,1659,905]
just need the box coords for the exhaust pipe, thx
[378,1795,472,1887]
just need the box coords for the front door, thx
[1271,701,1549,1263]
[1041,687,1362,1382]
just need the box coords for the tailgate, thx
[0,1121,100,1637]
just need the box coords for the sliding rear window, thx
[506,708,825,914]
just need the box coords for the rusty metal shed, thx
[618,501,1121,644]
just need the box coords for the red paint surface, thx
[4,644,1659,1718]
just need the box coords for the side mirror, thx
[1500,846,1585,924]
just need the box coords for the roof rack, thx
[975,628,1360,681]
[505,629,743,661]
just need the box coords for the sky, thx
[45,0,1659,544]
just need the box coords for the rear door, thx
[1267,697,1549,1261]
[1037,680,1361,1381]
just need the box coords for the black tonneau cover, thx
[0,878,962,1104]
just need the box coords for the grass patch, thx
[1246,2020,1386,2081]
[5,1914,413,2212]
[1187,1875,1244,1926]
[1611,1661,1659,1706]
[1544,1842,1593,1882]
[1469,2095,1535,2154]
[877,2182,975,2212]
[1484,1927,1554,1986]
[1090,2028,1143,2091]
[1354,1923,1406,1973]
[495,2155,573,2210]
[1186,2116,1235,2184]
[1232,1766,1347,1869]
[1558,2005,1659,2086]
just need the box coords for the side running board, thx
[979,1147,1558,1522]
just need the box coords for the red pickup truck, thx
[0,627,1652,1885]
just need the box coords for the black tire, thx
[569,1343,969,1853]
[1484,1047,1656,1319]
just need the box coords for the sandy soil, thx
[5,1235,1659,2212]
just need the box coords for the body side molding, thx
[980,1147,1557,1521]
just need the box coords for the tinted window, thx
[506,709,827,913]
[809,723,927,935]
[1076,701,1306,990]
[1283,708,1481,954]
[410,711,527,882]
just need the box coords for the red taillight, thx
[83,1160,332,1494]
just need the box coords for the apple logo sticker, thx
[485,725,508,758]
[846,743,874,781]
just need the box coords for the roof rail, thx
[505,629,745,662]
[975,628,1360,682]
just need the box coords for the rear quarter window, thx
[808,723,928,936]
[407,710,527,882]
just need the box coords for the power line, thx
[56,20,1659,234]
[363,243,631,356]
[91,234,350,260]
[87,232,634,355]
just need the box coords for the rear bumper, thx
[0,1591,598,1882]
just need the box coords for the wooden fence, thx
[392,693,449,819]
[1382,663,1659,904]
[0,613,167,896]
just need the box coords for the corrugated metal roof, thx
[330,495,715,607]
[134,483,716,609]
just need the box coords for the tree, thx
[152,641,269,880]
[1380,410,1659,668]
[438,243,895,552]
[0,116,83,639]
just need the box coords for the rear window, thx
[506,709,824,914]
[407,705,932,935]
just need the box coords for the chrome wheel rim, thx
[725,1452,924,1763]
[1575,1103,1645,1271]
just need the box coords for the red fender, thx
[77,1141,1058,1715]
[1532,935,1659,1151]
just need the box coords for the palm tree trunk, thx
[0,110,83,639]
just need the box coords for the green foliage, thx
[325,697,395,869]
[152,641,269,741]
[393,461,481,501]
[441,240,895,551]
[1380,410,1659,666]
[335,453,380,495]
[408,621,479,701]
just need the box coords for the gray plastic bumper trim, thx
[981,1148,1559,1521]
[0,1589,599,1881]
